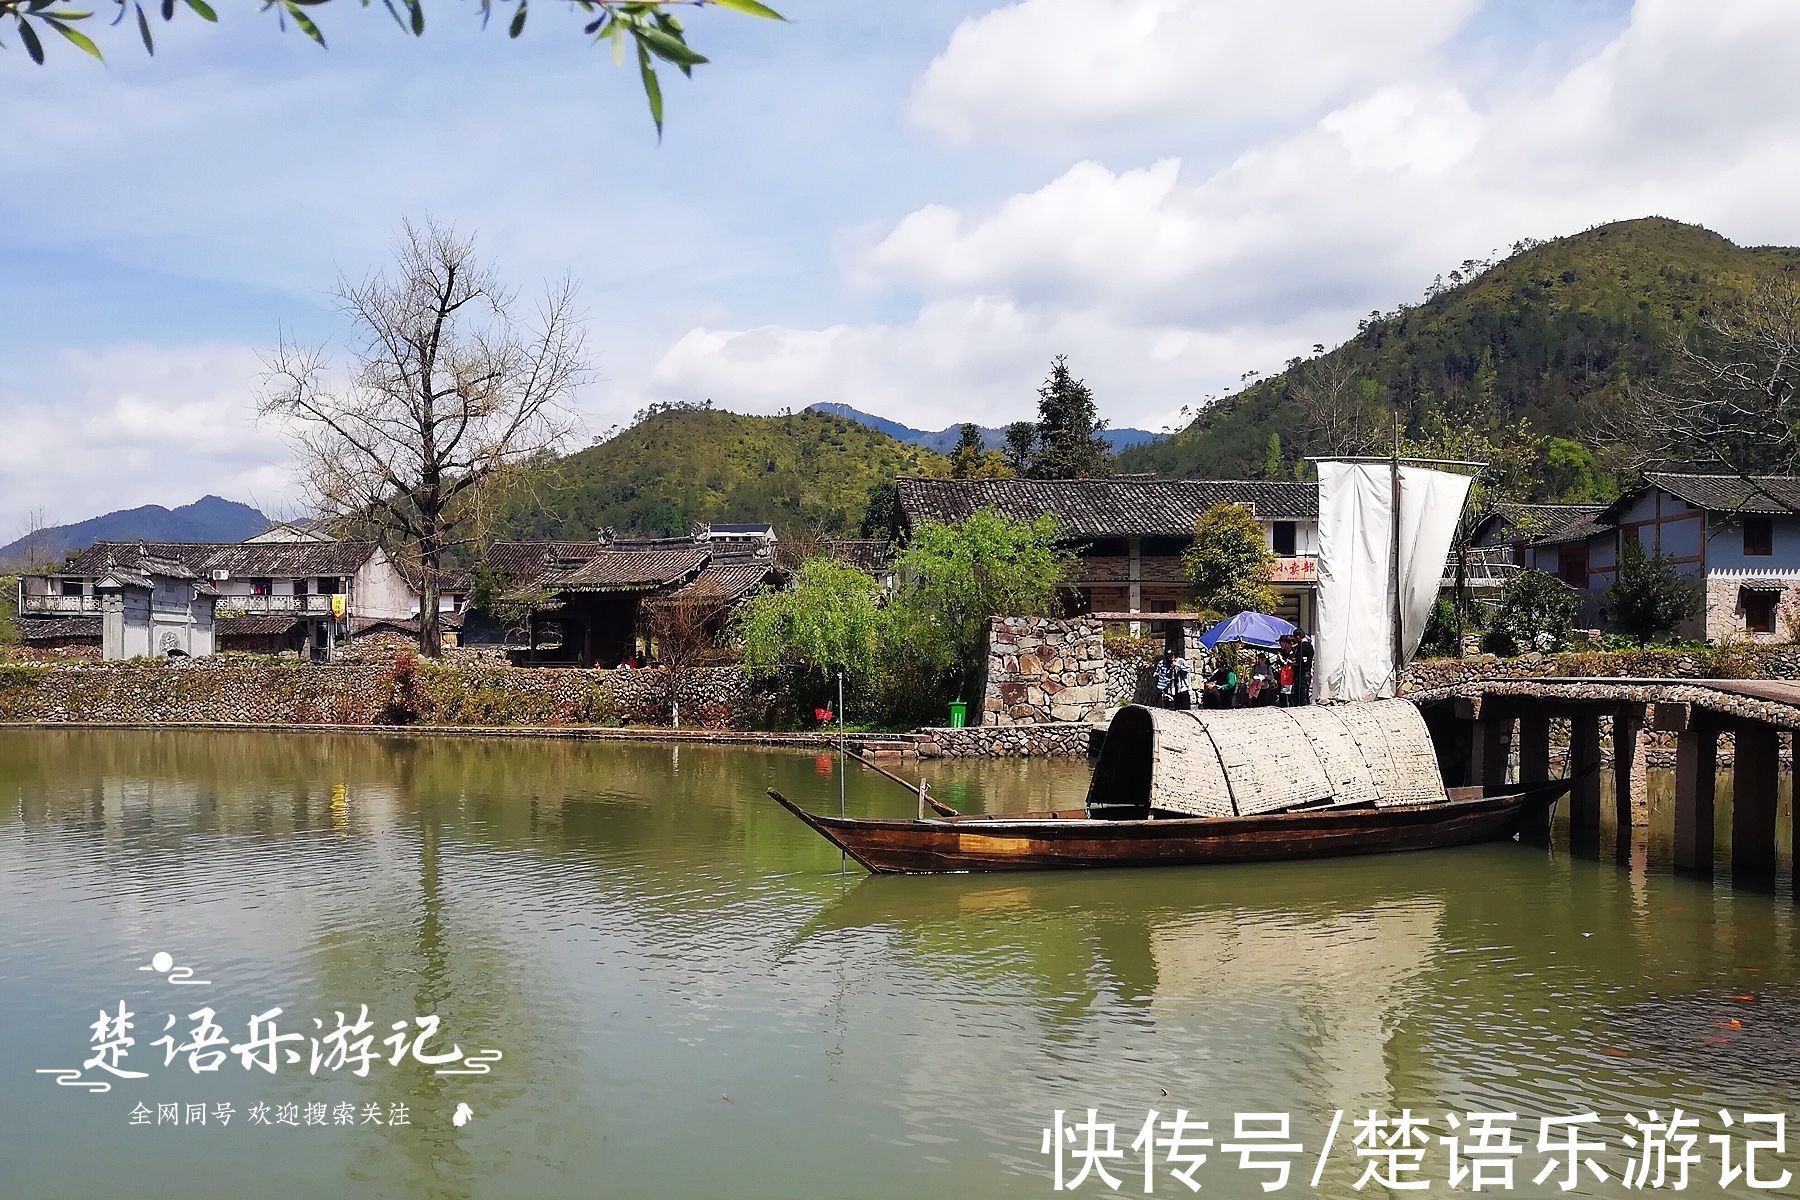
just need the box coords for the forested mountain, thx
[807,402,1157,454]
[0,495,269,567]
[491,404,946,540]
[1119,218,1800,496]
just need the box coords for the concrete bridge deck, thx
[1410,676,1800,881]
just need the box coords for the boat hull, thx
[769,783,1568,875]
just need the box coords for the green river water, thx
[2,728,1797,1199]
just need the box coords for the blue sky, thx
[7,0,1799,533]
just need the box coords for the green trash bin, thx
[947,700,969,729]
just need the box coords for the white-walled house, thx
[19,537,414,658]
[1518,474,1800,641]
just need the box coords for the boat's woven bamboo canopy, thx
[1088,700,1447,817]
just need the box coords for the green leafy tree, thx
[1002,421,1036,475]
[1261,431,1282,478]
[1605,540,1702,644]
[949,423,1013,479]
[1419,596,1460,658]
[1183,504,1278,620]
[2,0,784,137]
[1482,569,1578,656]
[889,511,1071,705]
[1542,437,1616,503]
[740,557,885,717]
[0,577,18,648]
[1028,356,1112,479]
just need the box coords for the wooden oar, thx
[844,748,961,818]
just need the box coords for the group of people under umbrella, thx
[1152,611,1315,710]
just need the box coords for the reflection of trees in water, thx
[308,798,574,1200]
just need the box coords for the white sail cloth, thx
[1314,462,1472,702]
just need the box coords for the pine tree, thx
[1002,421,1036,475]
[1029,356,1113,479]
[949,423,985,477]
[1262,431,1282,478]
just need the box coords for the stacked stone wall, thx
[0,658,762,730]
[980,617,1110,725]
[916,722,1092,758]
[1402,644,1800,693]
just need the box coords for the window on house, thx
[1558,542,1589,588]
[318,577,342,595]
[1744,516,1773,557]
[294,578,310,596]
[60,579,83,597]
[1272,521,1298,557]
[251,578,272,596]
[1743,588,1779,634]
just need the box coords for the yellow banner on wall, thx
[331,593,346,620]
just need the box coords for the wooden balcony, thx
[215,593,339,615]
[19,594,100,614]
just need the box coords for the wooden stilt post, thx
[1568,709,1602,829]
[1733,723,1780,881]
[1673,721,1717,875]
[1517,709,1552,843]
[1472,708,1514,791]
[1612,706,1649,829]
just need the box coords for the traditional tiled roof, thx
[62,540,377,579]
[536,546,709,594]
[1476,503,1605,546]
[772,538,893,576]
[484,541,605,580]
[644,563,774,611]
[17,615,101,641]
[1639,473,1800,515]
[216,614,305,638]
[349,612,466,636]
[1530,509,1609,547]
[894,476,1318,538]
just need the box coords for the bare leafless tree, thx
[1605,275,1800,509]
[15,507,57,573]
[640,585,734,726]
[1288,355,1388,458]
[263,219,590,656]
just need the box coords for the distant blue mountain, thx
[0,495,271,568]
[807,403,1159,455]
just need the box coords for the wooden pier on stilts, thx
[1411,677,1800,881]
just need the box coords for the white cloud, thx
[645,296,1327,432]
[909,0,1483,147]
[652,0,1800,438]
[0,344,300,535]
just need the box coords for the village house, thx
[17,534,414,659]
[483,528,781,667]
[13,544,223,660]
[893,476,1321,631]
[1488,474,1800,641]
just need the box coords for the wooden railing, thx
[19,594,99,614]
[214,594,339,614]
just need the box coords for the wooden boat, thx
[772,700,1573,875]
[769,782,1567,874]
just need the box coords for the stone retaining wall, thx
[0,658,761,729]
[980,616,1110,725]
[1106,657,1154,707]
[916,721,1094,758]
[1402,644,1800,692]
